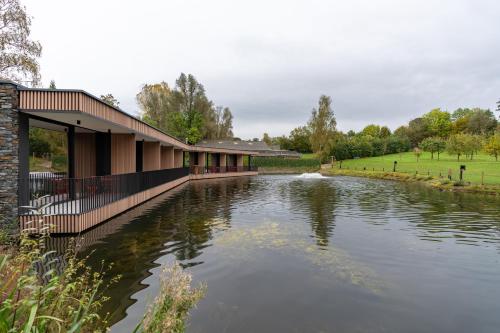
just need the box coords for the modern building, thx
[197,139,301,158]
[0,80,258,234]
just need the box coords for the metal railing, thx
[19,167,189,215]
[189,165,258,175]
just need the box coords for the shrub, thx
[253,157,320,169]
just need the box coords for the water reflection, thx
[49,175,500,332]
[51,177,254,324]
[286,179,337,246]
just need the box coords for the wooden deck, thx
[20,171,258,234]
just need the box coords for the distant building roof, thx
[196,139,300,158]
[196,139,301,158]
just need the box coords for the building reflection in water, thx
[48,176,253,325]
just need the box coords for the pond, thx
[52,175,500,332]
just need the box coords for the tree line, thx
[137,73,234,144]
[263,97,500,162]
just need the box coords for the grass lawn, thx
[300,153,317,159]
[335,152,500,185]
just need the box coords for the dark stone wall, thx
[0,83,20,234]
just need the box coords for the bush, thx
[253,157,321,169]
[51,155,67,172]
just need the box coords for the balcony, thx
[189,165,258,175]
[19,167,190,216]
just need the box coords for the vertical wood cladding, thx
[161,146,174,169]
[111,134,136,174]
[75,133,96,178]
[220,153,227,167]
[174,149,183,168]
[197,152,206,166]
[143,142,160,171]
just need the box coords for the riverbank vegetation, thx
[0,232,205,332]
[322,168,500,196]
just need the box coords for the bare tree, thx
[0,0,42,86]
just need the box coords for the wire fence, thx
[332,164,500,186]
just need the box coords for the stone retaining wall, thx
[0,83,20,234]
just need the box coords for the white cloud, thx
[24,0,500,138]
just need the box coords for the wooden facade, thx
[111,134,136,174]
[160,146,174,169]
[143,142,161,171]
[75,133,96,178]
[16,86,259,234]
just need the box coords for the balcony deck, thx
[19,167,257,234]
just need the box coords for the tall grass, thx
[134,263,206,333]
[1,202,205,332]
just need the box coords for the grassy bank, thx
[322,168,500,196]
[334,151,500,185]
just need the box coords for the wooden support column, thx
[197,152,206,167]
[96,132,111,176]
[143,142,161,171]
[161,146,174,169]
[220,153,226,171]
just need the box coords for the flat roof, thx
[2,81,257,155]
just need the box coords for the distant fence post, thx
[481,171,484,186]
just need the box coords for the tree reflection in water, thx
[286,179,337,247]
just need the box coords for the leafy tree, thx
[49,80,56,89]
[309,95,336,161]
[213,106,233,139]
[451,108,474,121]
[289,126,312,153]
[137,74,229,143]
[446,134,467,161]
[262,133,272,146]
[466,108,497,135]
[346,130,356,137]
[350,136,372,158]
[484,134,500,161]
[393,125,409,139]
[329,134,351,161]
[422,108,452,138]
[361,124,380,138]
[137,82,172,130]
[419,137,446,160]
[0,0,42,86]
[407,118,431,147]
[462,134,482,160]
[100,93,120,107]
[273,135,292,150]
[169,73,214,143]
[380,126,391,138]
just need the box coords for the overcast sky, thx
[24,0,500,139]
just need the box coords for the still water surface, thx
[56,175,500,332]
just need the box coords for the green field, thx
[300,153,317,160]
[334,152,500,185]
